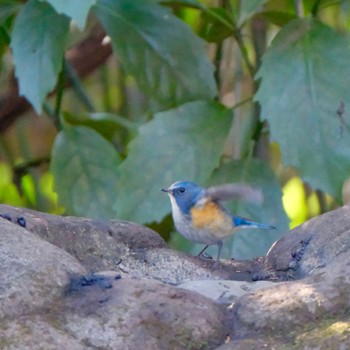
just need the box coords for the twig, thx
[65,60,95,112]
[13,156,51,177]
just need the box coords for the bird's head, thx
[161,181,204,214]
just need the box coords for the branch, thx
[0,28,112,133]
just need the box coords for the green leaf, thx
[94,0,217,111]
[199,7,234,43]
[255,18,350,200]
[159,0,204,9]
[206,159,289,259]
[238,0,267,27]
[0,1,21,70]
[0,29,9,69]
[0,0,22,26]
[51,125,121,219]
[115,101,232,223]
[41,0,96,29]
[258,11,296,27]
[64,112,140,140]
[11,0,70,113]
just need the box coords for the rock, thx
[0,219,85,320]
[178,280,275,304]
[62,273,230,350]
[0,209,230,350]
[224,247,350,348]
[0,316,86,350]
[2,203,350,349]
[0,268,230,349]
[0,204,260,284]
[255,205,350,281]
[0,204,166,271]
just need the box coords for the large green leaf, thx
[171,159,288,260]
[114,101,232,223]
[41,0,96,29]
[51,126,120,219]
[11,0,69,112]
[255,18,350,200]
[238,0,267,27]
[94,0,217,110]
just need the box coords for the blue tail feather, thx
[233,216,276,230]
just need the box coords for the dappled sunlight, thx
[328,321,350,334]
[0,161,63,214]
[296,319,350,345]
[283,177,308,228]
[258,281,324,315]
[282,177,325,229]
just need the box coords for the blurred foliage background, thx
[1,0,349,259]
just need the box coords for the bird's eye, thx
[179,187,185,193]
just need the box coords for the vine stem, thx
[13,156,50,177]
[232,28,256,78]
[53,59,66,130]
[204,6,255,78]
[64,60,95,112]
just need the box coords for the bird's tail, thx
[233,216,276,230]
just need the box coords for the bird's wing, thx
[205,183,263,204]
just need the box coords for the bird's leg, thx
[208,242,223,269]
[216,241,223,261]
[197,245,209,258]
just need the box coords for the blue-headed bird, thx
[162,181,276,261]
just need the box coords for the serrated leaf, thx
[41,0,96,29]
[255,18,350,200]
[238,0,267,27]
[169,159,288,259]
[94,0,217,111]
[51,126,120,219]
[114,101,232,223]
[11,0,70,113]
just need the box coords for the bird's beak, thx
[161,188,171,194]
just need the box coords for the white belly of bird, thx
[170,198,234,245]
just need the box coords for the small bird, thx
[162,181,276,261]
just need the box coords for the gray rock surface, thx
[257,204,350,281]
[62,274,229,349]
[0,204,259,284]
[1,203,350,349]
[0,272,230,350]
[220,253,350,348]
[178,280,275,304]
[0,219,85,320]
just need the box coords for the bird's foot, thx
[197,252,213,260]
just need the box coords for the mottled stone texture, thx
[1,204,350,349]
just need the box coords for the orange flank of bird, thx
[190,201,233,235]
